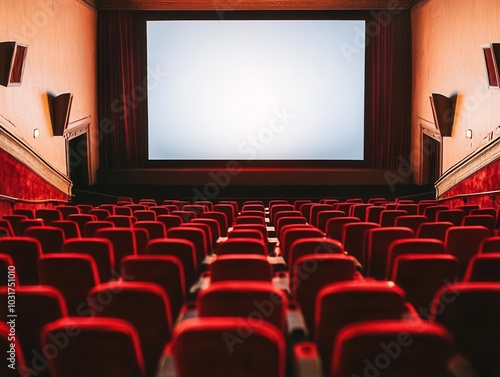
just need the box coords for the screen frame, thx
[139,10,372,169]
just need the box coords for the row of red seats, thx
[1,197,499,376]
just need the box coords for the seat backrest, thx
[89,281,172,377]
[133,210,157,222]
[462,214,496,234]
[341,222,380,264]
[88,208,111,220]
[391,254,459,315]
[95,227,137,267]
[394,203,418,215]
[479,236,500,253]
[0,236,42,285]
[365,227,414,279]
[121,255,186,319]
[316,210,347,232]
[134,221,167,240]
[216,237,267,256]
[49,220,81,239]
[309,204,334,226]
[325,217,360,242]
[35,208,62,223]
[288,237,344,268]
[106,215,135,228]
[270,204,295,224]
[463,253,500,282]
[41,317,146,377]
[281,227,324,261]
[379,210,408,227]
[394,215,428,233]
[171,318,285,377]
[315,281,408,371]
[349,203,373,221]
[416,221,453,241]
[168,227,207,266]
[436,209,465,225]
[444,225,491,278]
[423,205,449,221]
[146,238,198,286]
[55,205,81,219]
[37,253,100,315]
[0,286,67,375]
[430,282,500,376]
[67,214,98,234]
[24,226,65,253]
[331,320,453,377]
[213,204,236,226]
[198,281,288,333]
[291,254,356,334]
[386,238,445,279]
[227,228,265,242]
[200,212,228,236]
[62,237,115,281]
[210,254,273,282]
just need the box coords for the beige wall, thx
[0,0,98,182]
[411,0,500,184]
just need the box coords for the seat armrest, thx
[287,301,309,340]
[293,342,323,377]
[155,343,176,377]
[174,301,198,327]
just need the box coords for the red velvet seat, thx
[147,239,198,286]
[62,237,115,281]
[430,282,500,376]
[364,227,414,279]
[315,281,409,371]
[160,318,285,377]
[41,317,146,377]
[37,253,100,315]
[198,281,288,333]
[292,254,357,335]
[391,254,459,316]
[0,285,67,376]
[0,236,42,285]
[210,254,273,282]
[385,238,445,279]
[121,255,186,319]
[25,226,65,253]
[216,237,267,256]
[331,320,453,377]
[89,281,172,377]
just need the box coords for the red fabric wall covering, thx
[441,159,500,209]
[0,149,68,217]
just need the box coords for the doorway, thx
[65,122,91,188]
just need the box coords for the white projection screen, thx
[147,20,365,161]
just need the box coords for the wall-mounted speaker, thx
[430,93,455,137]
[50,93,73,136]
[482,43,500,88]
[0,42,28,87]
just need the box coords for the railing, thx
[437,189,500,204]
[0,194,69,207]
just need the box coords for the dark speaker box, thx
[430,93,455,137]
[0,42,28,87]
[51,93,73,136]
[482,43,500,88]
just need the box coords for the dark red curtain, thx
[97,10,411,170]
[366,10,412,168]
[98,11,145,169]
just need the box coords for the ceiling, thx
[91,0,419,11]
